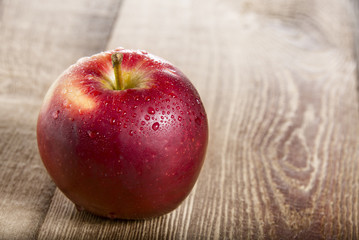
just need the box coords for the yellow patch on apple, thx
[65,85,96,110]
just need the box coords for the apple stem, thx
[111,52,124,90]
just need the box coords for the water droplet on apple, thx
[132,113,137,117]
[147,107,155,114]
[75,204,85,212]
[152,122,159,131]
[123,123,128,128]
[110,118,116,124]
[145,96,151,102]
[129,130,134,136]
[171,115,174,119]
[176,106,180,110]
[145,115,150,121]
[196,98,201,104]
[63,99,70,108]
[178,116,182,121]
[195,117,201,125]
[87,130,96,138]
[52,110,59,119]
[169,92,177,98]
[108,212,116,219]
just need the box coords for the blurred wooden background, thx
[1,0,359,239]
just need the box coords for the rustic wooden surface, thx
[1,0,358,239]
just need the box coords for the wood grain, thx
[1,0,359,239]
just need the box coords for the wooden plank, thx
[38,0,359,239]
[0,0,122,239]
[351,0,359,95]
[0,98,53,240]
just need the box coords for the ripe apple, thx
[36,47,208,219]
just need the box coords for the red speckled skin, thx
[37,48,208,219]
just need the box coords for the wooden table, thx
[1,0,358,239]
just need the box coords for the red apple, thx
[37,47,208,219]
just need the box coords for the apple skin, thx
[37,47,208,219]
